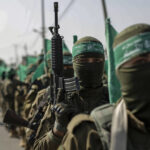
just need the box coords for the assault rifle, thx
[3,108,45,144]
[3,109,35,130]
[49,2,80,105]
[3,2,80,145]
[27,2,80,143]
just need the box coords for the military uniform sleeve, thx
[35,104,54,140]
[23,84,38,119]
[3,81,14,97]
[33,130,63,150]
[58,114,103,150]
[6,83,14,96]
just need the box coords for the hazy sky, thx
[0,0,150,64]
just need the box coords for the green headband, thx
[114,32,150,69]
[72,41,104,58]
[63,55,72,65]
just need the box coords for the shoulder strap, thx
[67,114,94,133]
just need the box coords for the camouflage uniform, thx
[24,75,50,150]
[26,51,73,149]
[2,70,27,113]
[0,78,5,116]
[24,74,49,120]
[59,114,101,150]
[33,36,109,150]
[2,68,28,137]
[24,85,38,119]
[60,24,150,150]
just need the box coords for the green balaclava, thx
[72,36,105,88]
[113,24,150,127]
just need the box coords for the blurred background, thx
[0,0,150,65]
[0,1,150,149]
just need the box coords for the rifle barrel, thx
[54,2,58,34]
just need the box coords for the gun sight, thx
[54,2,58,12]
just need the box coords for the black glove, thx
[53,89,78,133]
[53,102,78,133]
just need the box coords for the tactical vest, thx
[90,104,114,150]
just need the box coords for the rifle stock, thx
[3,109,32,129]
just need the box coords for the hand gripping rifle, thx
[49,2,80,105]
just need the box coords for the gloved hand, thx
[53,89,78,136]
[53,103,76,132]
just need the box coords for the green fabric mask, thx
[117,62,150,127]
[73,61,104,88]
